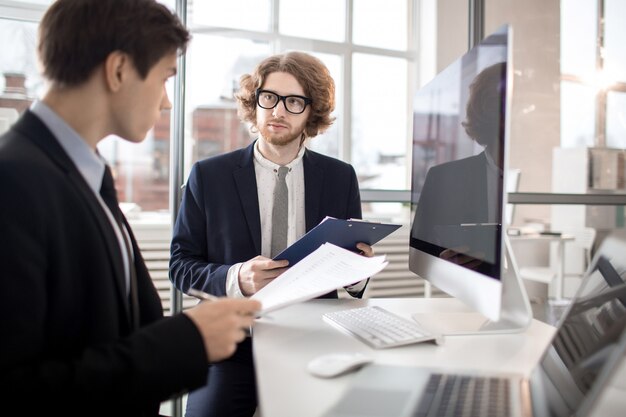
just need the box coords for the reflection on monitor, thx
[409,25,531,334]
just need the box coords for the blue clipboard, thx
[273,217,402,265]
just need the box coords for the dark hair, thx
[461,62,507,147]
[235,51,336,138]
[38,0,190,87]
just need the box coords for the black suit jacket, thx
[0,111,208,416]
[411,151,501,276]
[170,140,364,297]
[412,152,491,238]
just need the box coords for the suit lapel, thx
[16,111,132,324]
[303,149,323,231]
[233,143,262,254]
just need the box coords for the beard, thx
[258,121,305,146]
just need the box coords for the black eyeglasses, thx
[256,89,312,115]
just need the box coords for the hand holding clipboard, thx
[272,216,401,265]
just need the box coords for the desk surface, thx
[253,298,555,417]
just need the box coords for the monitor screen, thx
[409,25,518,324]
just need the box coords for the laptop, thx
[324,230,626,417]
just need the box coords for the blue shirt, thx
[30,101,131,294]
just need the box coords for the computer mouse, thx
[307,352,373,378]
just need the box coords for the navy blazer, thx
[0,111,208,416]
[170,141,363,297]
[412,151,492,238]
[411,151,501,277]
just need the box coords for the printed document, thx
[252,242,388,315]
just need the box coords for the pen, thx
[187,288,253,337]
[187,288,220,302]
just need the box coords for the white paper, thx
[252,242,388,315]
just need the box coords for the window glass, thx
[184,35,270,170]
[561,81,596,148]
[158,0,176,10]
[604,0,626,83]
[606,91,626,148]
[560,0,597,78]
[353,0,407,51]
[96,79,176,212]
[8,0,51,4]
[306,52,342,159]
[352,53,408,189]
[0,19,42,111]
[191,0,271,32]
[279,0,345,42]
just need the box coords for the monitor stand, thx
[412,236,533,336]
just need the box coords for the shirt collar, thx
[483,148,502,176]
[253,139,305,171]
[30,100,105,193]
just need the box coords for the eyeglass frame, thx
[255,89,312,115]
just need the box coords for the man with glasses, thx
[170,51,373,417]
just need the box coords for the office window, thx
[306,52,342,158]
[192,0,271,31]
[183,34,269,165]
[185,1,418,206]
[560,81,596,148]
[0,18,41,112]
[607,92,626,148]
[353,0,408,51]
[279,0,346,42]
[560,0,596,78]
[603,0,626,150]
[604,0,626,82]
[560,0,626,148]
[352,53,408,189]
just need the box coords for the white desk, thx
[253,298,555,417]
[509,233,575,300]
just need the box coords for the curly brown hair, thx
[235,51,336,138]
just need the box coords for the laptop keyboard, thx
[414,373,511,417]
[323,306,438,349]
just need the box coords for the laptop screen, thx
[531,251,626,416]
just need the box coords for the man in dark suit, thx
[170,52,373,417]
[0,1,260,416]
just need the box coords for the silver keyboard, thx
[323,306,441,349]
[414,373,511,417]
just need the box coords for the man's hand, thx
[344,243,375,289]
[239,256,289,296]
[356,242,374,257]
[184,298,261,362]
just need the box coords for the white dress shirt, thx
[226,140,366,298]
[225,141,305,297]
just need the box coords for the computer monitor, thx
[409,25,532,335]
